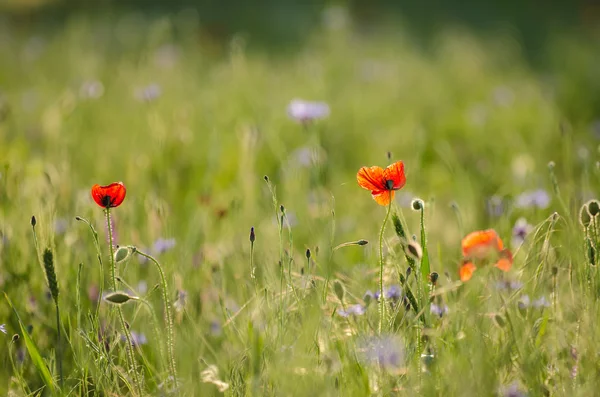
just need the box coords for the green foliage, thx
[0,6,599,396]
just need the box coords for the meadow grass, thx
[0,7,599,396]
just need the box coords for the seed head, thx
[42,248,59,303]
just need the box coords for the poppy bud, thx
[264,175,269,182]
[31,216,36,227]
[357,239,368,246]
[333,280,345,302]
[429,272,439,284]
[547,161,555,170]
[280,205,285,214]
[387,151,392,160]
[587,200,600,217]
[405,241,423,261]
[104,291,136,305]
[11,334,19,343]
[306,249,311,259]
[250,227,256,243]
[114,246,134,264]
[580,204,592,228]
[411,199,424,211]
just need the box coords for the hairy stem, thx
[378,197,392,333]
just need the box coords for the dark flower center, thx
[385,179,395,190]
[101,195,112,207]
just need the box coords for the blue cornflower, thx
[153,238,176,254]
[515,189,550,209]
[338,304,366,318]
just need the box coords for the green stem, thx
[76,216,105,319]
[105,209,143,397]
[378,197,393,333]
[56,303,63,388]
[135,250,179,391]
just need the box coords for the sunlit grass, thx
[0,7,599,396]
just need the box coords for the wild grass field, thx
[0,4,600,396]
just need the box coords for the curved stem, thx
[106,209,143,396]
[378,197,393,333]
[135,250,179,391]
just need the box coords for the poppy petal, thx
[357,166,385,192]
[494,249,513,272]
[459,261,477,282]
[91,182,127,208]
[461,229,503,257]
[372,190,395,206]
[383,161,406,190]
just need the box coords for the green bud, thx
[411,198,424,211]
[114,246,134,263]
[587,200,600,217]
[104,291,136,305]
[405,241,423,261]
[332,280,345,302]
[580,204,592,228]
[494,314,506,328]
[357,239,368,246]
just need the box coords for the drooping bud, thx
[357,239,368,246]
[405,241,423,261]
[587,200,600,217]
[114,246,134,264]
[104,291,136,305]
[580,204,592,228]
[333,280,345,302]
[429,272,439,285]
[411,198,424,211]
[263,175,269,182]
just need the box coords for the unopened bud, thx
[588,200,600,217]
[114,246,134,263]
[357,239,368,246]
[333,280,345,302]
[264,175,269,182]
[405,241,423,261]
[306,249,311,259]
[250,227,256,243]
[31,216,36,227]
[104,291,136,305]
[548,161,555,170]
[411,198,424,211]
[280,205,285,214]
[429,272,439,285]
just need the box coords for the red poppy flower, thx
[357,160,406,206]
[91,182,127,208]
[459,229,513,281]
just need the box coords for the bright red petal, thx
[372,190,395,206]
[91,182,127,208]
[357,166,385,192]
[461,229,502,258]
[383,161,406,190]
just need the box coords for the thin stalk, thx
[135,250,179,391]
[76,216,105,319]
[378,197,393,333]
[55,304,63,388]
[106,209,143,396]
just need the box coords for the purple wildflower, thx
[135,83,162,102]
[532,296,550,308]
[430,303,449,318]
[337,304,366,318]
[515,190,550,209]
[54,218,68,235]
[495,280,524,291]
[153,238,176,255]
[358,335,405,371]
[512,217,533,248]
[0,324,6,334]
[79,80,104,99]
[499,382,527,397]
[122,331,147,347]
[287,99,330,123]
[487,195,505,217]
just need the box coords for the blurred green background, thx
[1,0,600,395]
